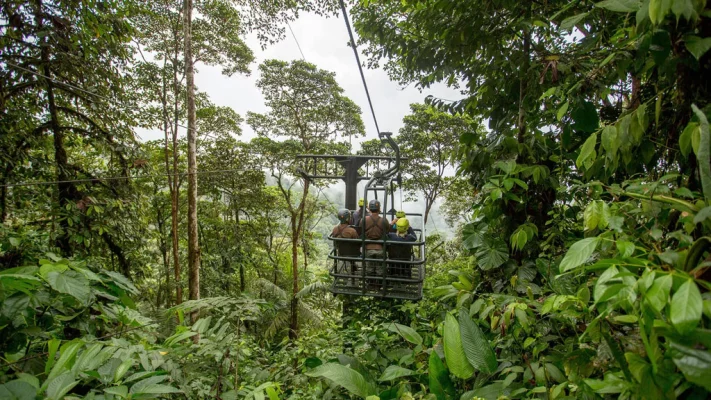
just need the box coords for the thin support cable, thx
[338,0,380,135]
[286,21,306,61]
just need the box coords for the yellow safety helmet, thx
[396,218,410,233]
[395,210,406,218]
[358,198,365,207]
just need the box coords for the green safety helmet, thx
[368,199,381,212]
[358,198,365,207]
[396,218,410,233]
[395,210,406,218]
[337,208,351,224]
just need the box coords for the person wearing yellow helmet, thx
[390,210,407,232]
[351,198,371,225]
[387,217,417,278]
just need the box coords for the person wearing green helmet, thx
[351,198,370,226]
[387,217,417,278]
[390,210,407,232]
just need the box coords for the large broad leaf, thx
[475,238,509,271]
[443,313,474,379]
[576,132,598,169]
[386,323,423,345]
[306,363,376,398]
[670,279,702,335]
[560,13,588,30]
[648,0,672,24]
[428,351,455,400]
[458,309,497,374]
[46,372,79,400]
[378,365,415,381]
[44,340,83,388]
[46,271,90,304]
[670,341,711,391]
[559,237,600,272]
[584,201,609,231]
[685,36,711,60]
[595,0,641,12]
[0,380,37,400]
[644,275,672,314]
[0,274,42,296]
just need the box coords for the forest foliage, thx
[1,0,711,399]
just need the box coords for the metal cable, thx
[338,0,381,135]
[286,21,306,61]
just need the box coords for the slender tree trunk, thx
[235,207,245,292]
[1,167,9,223]
[289,181,310,340]
[517,27,531,145]
[34,0,72,256]
[171,18,183,305]
[156,197,171,308]
[160,72,174,308]
[184,0,200,322]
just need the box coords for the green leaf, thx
[584,200,609,231]
[0,380,37,400]
[670,279,702,334]
[672,0,694,20]
[386,323,423,345]
[44,340,83,389]
[616,241,635,257]
[560,237,600,272]
[378,365,415,381]
[560,13,588,30]
[46,372,79,400]
[680,122,699,158]
[576,132,598,169]
[128,376,168,394]
[645,275,672,313]
[671,341,711,391]
[306,363,376,398]
[45,338,61,375]
[685,36,711,60]
[648,0,672,24]
[692,105,711,203]
[131,384,181,395]
[429,352,455,400]
[458,309,497,374]
[114,358,133,382]
[46,271,90,304]
[104,385,128,397]
[475,238,509,271]
[601,125,619,158]
[557,101,569,121]
[595,0,641,12]
[443,313,475,379]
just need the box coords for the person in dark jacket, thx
[387,218,417,278]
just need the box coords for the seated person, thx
[331,209,360,274]
[387,218,417,278]
[390,210,406,232]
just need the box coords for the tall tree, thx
[183,0,200,316]
[248,60,364,339]
[1,0,138,273]
[398,103,477,224]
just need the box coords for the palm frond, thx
[253,278,288,301]
[296,282,329,299]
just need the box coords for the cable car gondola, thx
[297,133,426,301]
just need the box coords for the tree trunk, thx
[235,208,245,292]
[156,196,171,308]
[517,26,531,145]
[184,0,200,322]
[171,23,183,305]
[35,0,72,256]
[161,61,180,306]
[1,167,9,223]
[289,180,310,340]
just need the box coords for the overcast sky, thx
[138,11,462,235]
[138,11,462,145]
